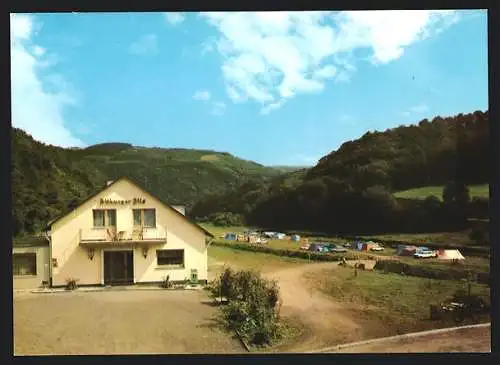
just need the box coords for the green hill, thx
[394,184,489,201]
[191,110,489,234]
[11,128,288,236]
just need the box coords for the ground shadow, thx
[198,316,227,332]
[200,300,220,307]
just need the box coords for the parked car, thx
[327,244,348,253]
[370,243,384,252]
[414,249,437,258]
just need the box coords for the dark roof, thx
[46,176,214,238]
[13,235,49,248]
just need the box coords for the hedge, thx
[335,235,490,258]
[211,240,366,262]
[374,260,490,284]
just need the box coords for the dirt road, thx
[262,260,377,352]
[208,257,490,353]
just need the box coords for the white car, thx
[370,245,384,252]
[414,250,437,258]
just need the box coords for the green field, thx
[394,184,489,200]
[201,223,250,238]
[208,245,309,273]
[305,266,491,336]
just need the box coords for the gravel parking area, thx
[14,290,243,355]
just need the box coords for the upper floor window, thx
[93,209,116,228]
[133,209,156,228]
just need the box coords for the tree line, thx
[191,111,489,235]
[11,128,283,237]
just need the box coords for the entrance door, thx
[104,251,134,285]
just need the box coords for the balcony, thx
[79,226,167,248]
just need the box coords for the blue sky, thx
[10,10,488,166]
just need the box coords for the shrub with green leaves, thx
[211,268,282,346]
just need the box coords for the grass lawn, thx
[304,267,491,337]
[200,223,249,238]
[392,255,490,273]
[208,245,309,273]
[365,231,486,248]
[394,184,489,201]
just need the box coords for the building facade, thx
[13,239,50,290]
[44,177,213,287]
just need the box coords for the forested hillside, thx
[11,129,288,236]
[12,110,489,237]
[191,111,489,234]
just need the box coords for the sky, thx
[10,10,488,166]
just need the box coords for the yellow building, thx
[13,237,50,290]
[39,176,213,287]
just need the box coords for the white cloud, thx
[313,65,337,80]
[339,114,356,126]
[201,37,216,55]
[193,90,211,101]
[211,101,226,116]
[10,13,84,148]
[401,103,430,117]
[409,103,429,113]
[201,10,460,114]
[164,12,185,25]
[260,99,286,115]
[32,45,45,56]
[128,34,159,56]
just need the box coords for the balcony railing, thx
[79,226,167,247]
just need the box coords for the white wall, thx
[13,246,49,290]
[50,178,208,286]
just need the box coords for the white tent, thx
[437,249,465,260]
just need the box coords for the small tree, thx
[211,268,282,346]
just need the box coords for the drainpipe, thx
[44,230,53,288]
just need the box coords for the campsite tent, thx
[276,233,286,240]
[363,241,376,251]
[437,249,465,260]
[224,233,237,241]
[291,235,300,241]
[356,242,364,251]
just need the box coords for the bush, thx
[210,268,282,346]
[208,212,245,227]
[65,278,78,291]
[212,240,360,262]
[374,260,489,283]
[469,228,489,246]
[160,275,172,289]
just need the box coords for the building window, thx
[13,253,37,276]
[133,209,142,226]
[106,210,117,227]
[144,209,156,227]
[156,249,184,268]
[133,209,156,228]
[93,209,116,227]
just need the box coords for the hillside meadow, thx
[394,184,489,200]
